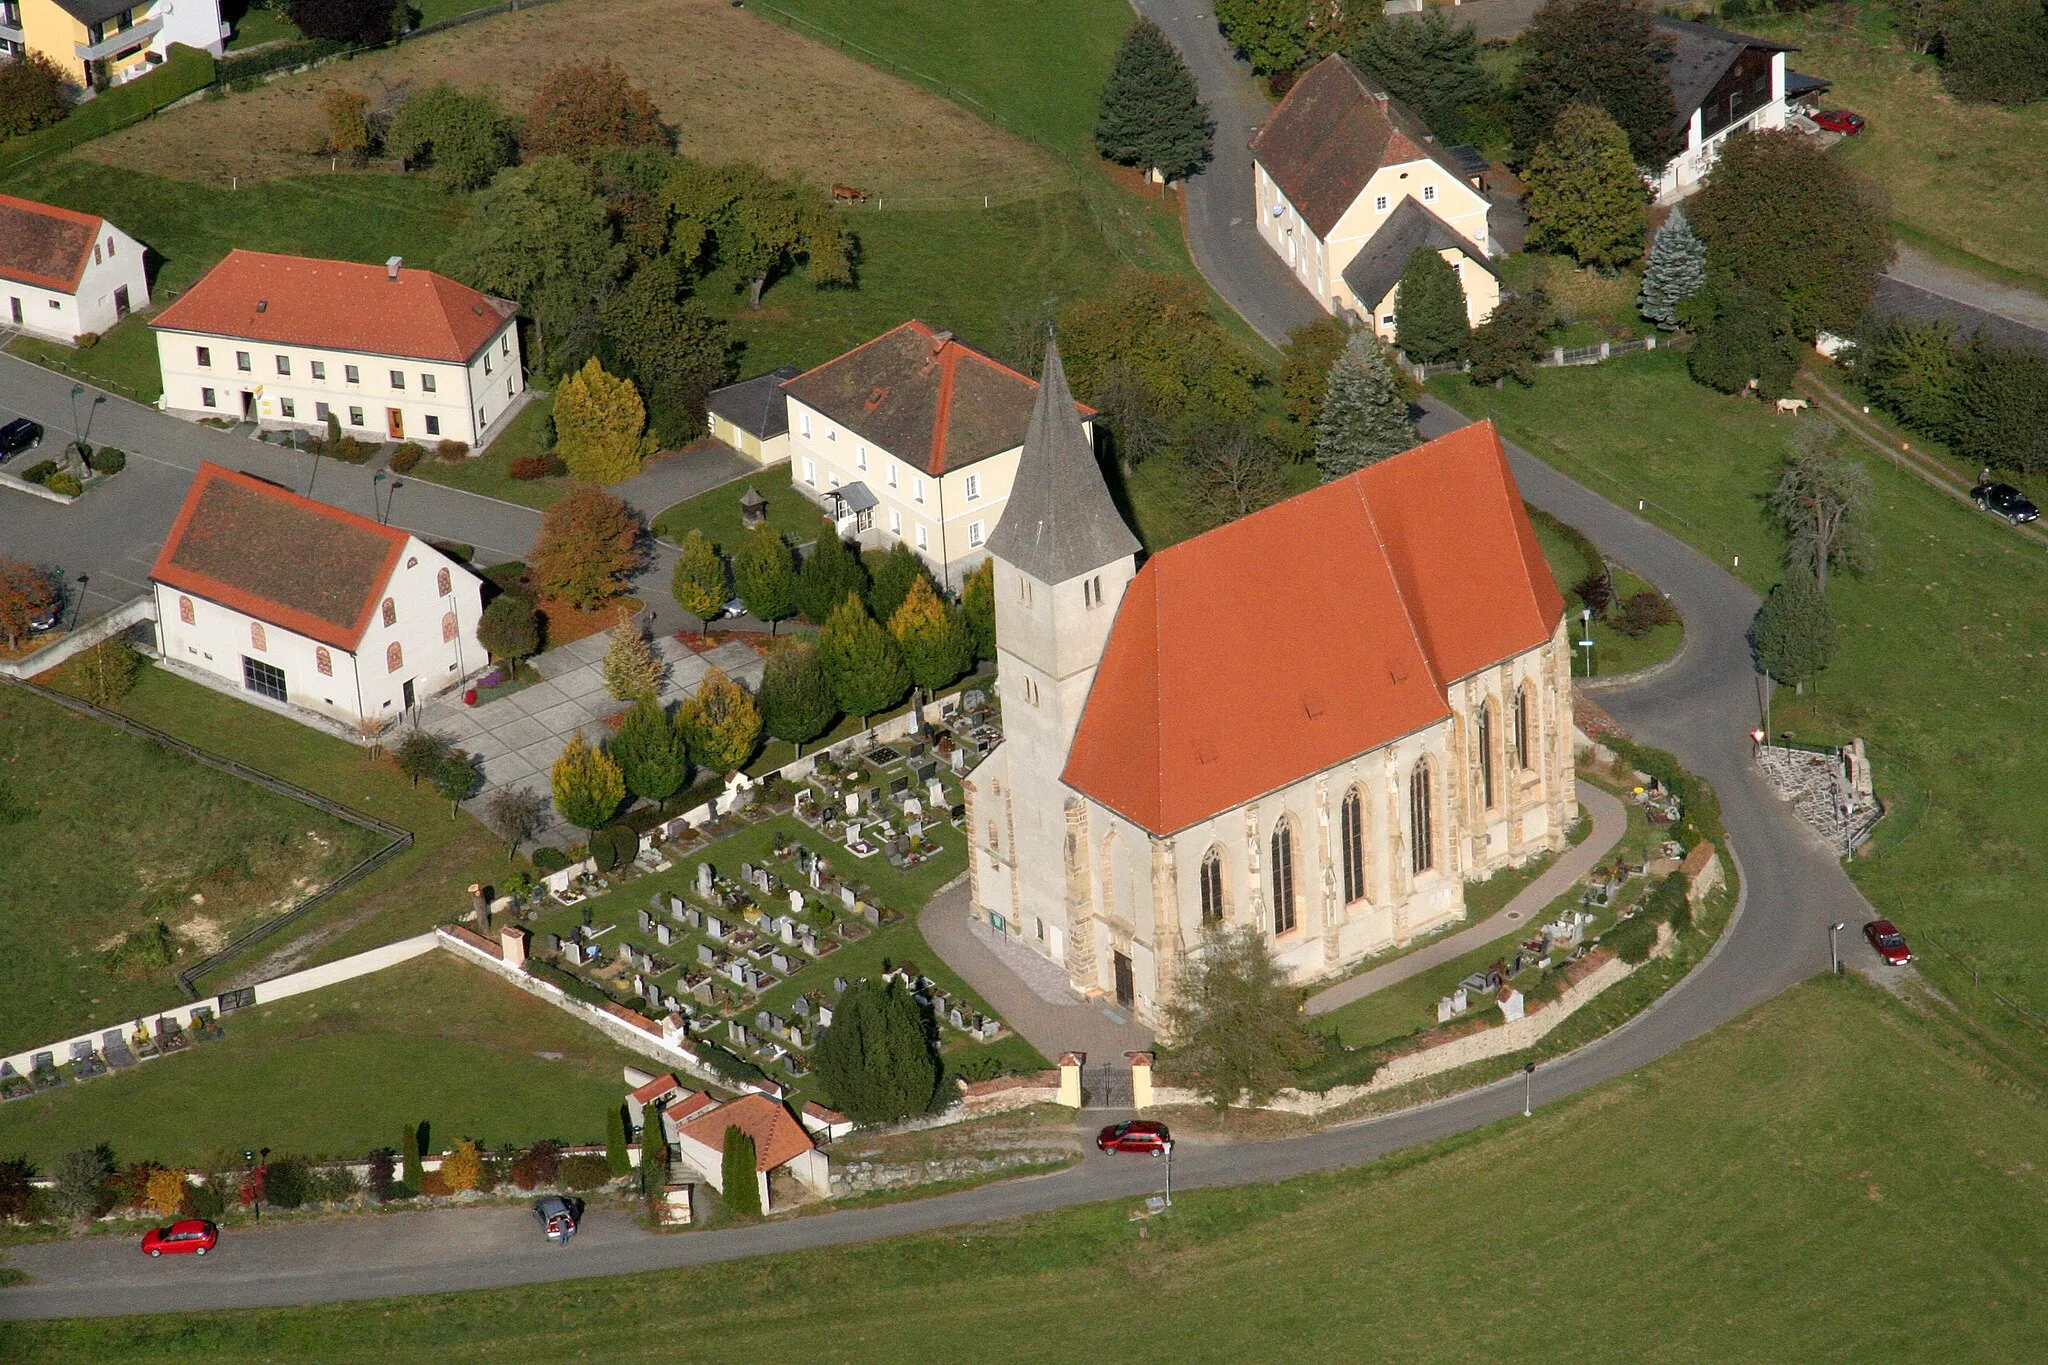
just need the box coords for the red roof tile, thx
[150,464,408,652]
[0,192,104,293]
[677,1093,814,1172]
[1062,423,1562,835]
[629,1073,683,1106]
[150,249,515,363]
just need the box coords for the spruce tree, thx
[795,531,867,625]
[1314,331,1416,480]
[610,695,691,803]
[720,1127,761,1216]
[1750,568,1838,693]
[961,558,996,662]
[1524,102,1646,269]
[819,593,911,724]
[889,577,974,696]
[671,530,727,622]
[1394,248,1472,364]
[1094,19,1215,181]
[759,642,838,752]
[1637,207,1705,330]
[733,524,797,633]
[1349,9,1493,139]
[401,1124,424,1188]
[813,978,940,1122]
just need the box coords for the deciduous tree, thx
[1175,415,1288,529]
[1686,281,1801,400]
[1279,316,1352,453]
[734,525,797,633]
[1059,273,1262,425]
[0,51,70,140]
[598,257,732,446]
[1349,9,1493,138]
[678,666,760,774]
[1858,318,1965,442]
[553,357,649,484]
[1750,567,1837,692]
[394,727,453,788]
[1767,419,1873,596]
[530,485,646,610]
[1525,102,1646,269]
[1314,330,1414,479]
[1160,927,1320,1110]
[477,593,539,662]
[795,530,866,626]
[1510,0,1677,168]
[484,785,549,859]
[1636,207,1705,329]
[450,157,626,369]
[387,85,514,191]
[52,1146,115,1221]
[523,58,671,162]
[1394,247,1471,363]
[318,87,372,161]
[960,558,996,662]
[0,557,56,650]
[288,0,396,44]
[758,641,837,752]
[1950,339,2048,475]
[813,977,940,1123]
[609,695,691,803]
[551,732,625,830]
[671,530,727,622]
[601,621,664,701]
[819,594,909,724]
[431,751,479,813]
[1466,288,1553,387]
[1095,19,1214,180]
[889,577,973,695]
[663,159,853,308]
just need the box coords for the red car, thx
[1864,919,1912,966]
[1097,1120,1173,1156]
[1812,109,1865,135]
[141,1219,218,1257]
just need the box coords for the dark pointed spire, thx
[983,333,1140,584]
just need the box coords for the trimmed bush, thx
[87,446,125,474]
[389,442,426,474]
[418,1169,452,1197]
[510,455,550,480]
[1602,913,1659,965]
[263,1156,312,1210]
[532,845,569,873]
[19,459,56,485]
[43,471,82,498]
[589,823,637,873]
[435,439,471,461]
[557,1154,614,1191]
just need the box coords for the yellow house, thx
[3,0,225,89]
[1251,55,1500,342]
[705,365,799,465]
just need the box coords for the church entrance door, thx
[1113,951,1134,1010]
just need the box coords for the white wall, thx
[2,220,146,342]
[153,0,228,59]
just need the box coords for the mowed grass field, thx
[85,0,1064,203]
[0,685,383,1055]
[1751,8,2048,286]
[19,979,2048,1359]
[1432,348,2048,1039]
[0,951,652,1166]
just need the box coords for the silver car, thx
[533,1195,578,1245]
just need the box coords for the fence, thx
[0,672,414,997]
[1401,334,1659,382]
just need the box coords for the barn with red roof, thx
[965,339,1575,1021]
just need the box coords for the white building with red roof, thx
[151,250,524,448]
[967,340,1575,1023]
[0,192,147,343]
[669,1091,829,1212]
[151,463,485,724]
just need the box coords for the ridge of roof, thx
[982,334,1140,585]
[1340,196,1497,311]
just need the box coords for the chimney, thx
[255,300,267,313]
[928,329,953,360]
[386,256,403,282]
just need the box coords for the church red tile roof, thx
[677,1093,814,1172]
[150,249,515,363]
[0,192,105,293]
[150,463,409,652]
[1061,422,1563,835]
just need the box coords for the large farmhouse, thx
[150,463,485,725]
[0,192,148,343]
[780,321,1093,589]
[151,250,524,448]
[967,341,1574,1025]
[1251,55,1500,340]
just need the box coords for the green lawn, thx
[223,4,298,49]
[22,978,2048,1359]
[40,664,510,994]
[1527,506,1685,679]
[1432,346,2048,1050]
[0,951,652,1167]
[0,683,385,1056]
[652,462,829,550]
[402,396,564,509]
[6,313,168,404]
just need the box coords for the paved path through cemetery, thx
[1305,781,1627,1017]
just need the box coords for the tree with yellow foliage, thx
[554,357,652,483]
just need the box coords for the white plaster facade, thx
[0,213,147,343]
[1653,48,1788,205]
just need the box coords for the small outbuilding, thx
[706,365,801,464]
[671,1092,830,1212]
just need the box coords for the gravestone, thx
[705,914,726,939]
[845,791,860,817]
[929,779,946,808]
[809,859,821,890]
[792,995,810,1017]
[740,862,756,885]
[1437,996,1455,1023]
[789,888,805,919]
[698,943,717,966]
[755,1010,774,1033]
[683,906,703,929]
[771,951,795,975]
[650,891,666,911]
[949,1005,968,1029]
[964,689,986,709]
[565,942,586,966]
[907,819,924,840]
[546,932,564,952]
[917,762,939,784]
[697,863,715,898]
[818,1003,836,1027]
[799,929,819,955]
[633,973,647,1000]
[949,749,967,773]
[786,1024,805,1050]
[839,884,856,908]
[1452,986,1469,1014]
[637,909,653,934]
[902,796,922,819]
[833,977,848,995]
[669,895,687,921]
[656,923,672,946]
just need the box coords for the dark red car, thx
[1864,919,1912,966]
[1097,1120,1173,1156]
[141,1219,218,1257]
[1813,109,1865,135]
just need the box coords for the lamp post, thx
[1829,922,1847,975]
[372,470,387,524]
[68,383,84,461]
[1523,1061,1535,1118]
[1578,608,1595,679]
[1163,1140,1173,1207]
[68,574,88,631]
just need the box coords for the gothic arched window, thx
[1340,788,1366,903]
[1514,685,1531,771]
[1270,821,1297,935]
[1199,847,1226,926]
[1478,702,1496,810]
[1410,761,1434,875]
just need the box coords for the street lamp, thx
[68,383,84,460]
[1577,608,1595,678]
[372,470,387,523]
[1523,1061,1536,1118]
[1163,1140,1173,1207]
[1828,922,1847,975]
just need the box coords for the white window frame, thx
[1374,195,1388,212]
[802,458,817,486]
[855,444,867,471]
[967,520,984,548]
[915,524,929,552]
[964,473,981,502]
[913,476,925,505]
[887,464,898,489]
[800,410,812,439]
[889,509,902,536]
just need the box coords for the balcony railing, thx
[76,13,160,62]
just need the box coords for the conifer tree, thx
[1394,248,1472,364]
[890,577,974,696]
[401,1124,424,1188]
[551,731,625,830]
[1313,331,1416,480]
[610,694,691,803]
[671,529,727,622]
[1637,207,1706,330]
[1094,19,1215,181]
[601,621,664,701]
[1525,102,1646,269]
[553,357,650,484]
[795,530,867,625]
[1349,9,1493,139]
[813,978,940,1122]
[733,524,797,633]
[961,558,997,662]
[865,541,933,628]
[759,641,838,752]
[1750,567,1838,693]
[678,666,761,775]
[819,593,910,724]
[720,1127,761,1216]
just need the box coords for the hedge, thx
[1601,913,1659,965]
[0,45,216,177]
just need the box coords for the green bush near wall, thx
[0,44,217,178]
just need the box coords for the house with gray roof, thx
[1649,17,1801,203]
[706,364,799,465]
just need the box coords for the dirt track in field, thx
[84,0,1062,201]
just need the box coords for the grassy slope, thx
[1431,347,2048,1033]
[0,685,383,1055]
[20,979,2048,1359]
[1527,507,1684,678]
[0,952,652,1166]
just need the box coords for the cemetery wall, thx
[248,932,441,1006]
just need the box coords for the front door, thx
[401,678,416,711]
[387,408,404,440]
[113,285,130,319]
[1113,951,1134,1010]
[240,390,254,419]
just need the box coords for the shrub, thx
[418,1169,452,1198]
[306,1165,361,1204]
[1602,912,1659,965]
[510,1140,563,1191]
[721,1128,761,1216]
[263,1156,312,1209]
[510,455,550,480]
[557,1154,614,1191]
[44,472,82,498]
[589,823,636,872]
[383,1180,419,1201]
[144,1167,187,1216]
[532,845,570,873]
[88,446,125,474]
[441,1140,484,1192]
[187,1178,227,1220]
[365,1147,396,1201]
[436,440,470,461]
[388,442,426,474]
[19,459,57,485]
[483,560,531,593]
[1573,569,1615,618]
[1611,589,1678,639]
[1640,874,1689,925]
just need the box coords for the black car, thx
[1971,482,2039,525]
[0,417,42,462]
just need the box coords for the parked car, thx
[141,1219,218,1257]
[1812,109,1865,135]
[1864,919,1912,966]
[1097,1120,1173,1156]
[1971,482,2038,525]
[534,1195,578,1244]
[0,417,42,462]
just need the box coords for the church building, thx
[965,341,1575,1026]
